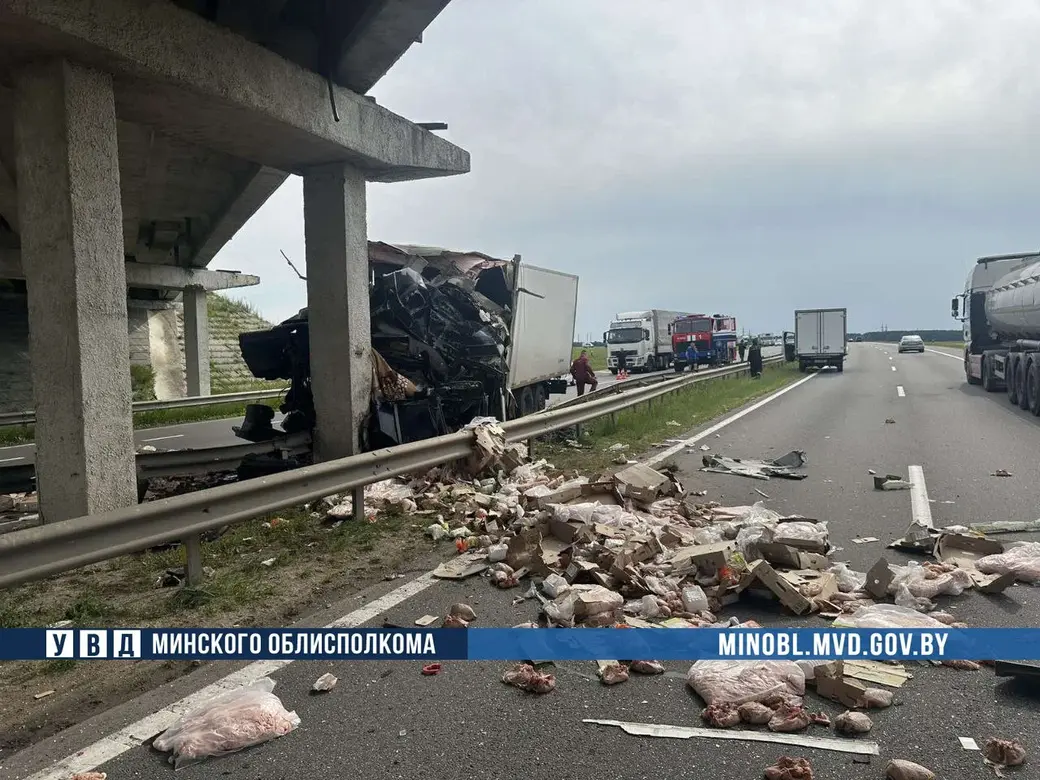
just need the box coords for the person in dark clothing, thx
[570,350,599,396]
[748,338,763,378]
[738,339,747,362]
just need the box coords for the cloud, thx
[217,0,1040,336]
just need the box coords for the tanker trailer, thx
[952,250,1040,413]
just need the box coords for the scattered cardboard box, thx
[432,552,488,580]
[667,541,734,574]
[613,463,677,503]
[934,533,1015,593]
[741,560,814,615]
[414,615,439,627]
[814,661,869,708]
[843,660,911,688]
[865,558,893,599]
[759,542,829,571]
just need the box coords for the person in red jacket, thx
[570,350,599,396]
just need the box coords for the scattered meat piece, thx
[421,664,442,676]
[441,615,469,628]
[449,603,476,622]
[501,663,555,694]
[764,756,814,780]
[942,659,981,671]
[702,702,741,728]
[855,687,893,709]
[738,701,774,725]
[885,759,937,780]
[768,702,812,733]
[929,611,957,625]
[598,662,629,685]
[492,569,519,588]
[70,774,107,780]
[809,711,831,727]
[984,738,1027,767]
[629,660,665,675]
[834,710,873,734]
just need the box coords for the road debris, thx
[449,603,477,622]
[959,737,980,750]
[874,475,911,491]
[885,418,896,424]
[764,756,814,780]
[311,673,337,692]
[583,719,880,754]
[598,661,630,685]
[33,690,55,700]
[69,774,107,780]
[502,663,555,694]
[152,678,300,769]
[421,663,442,676]
[983,738,1026,774]
[852,537,879,544]
[834,711,873,734]
[629,660,665,675]
[414,615,438,627]
[991,469,1013,477]
[885,759,936,780]
[701,451,808,481]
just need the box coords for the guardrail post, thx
[351,486,365,522]
[184,534,203,586]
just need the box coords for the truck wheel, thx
[519,386,536,417]
[982,356,998,392]
[966,353,981,385]
[798,361,806,373]
[645,356,656,372]
[534,384,548,411]
[1028,360,1040,416]
[835,359,844,373]
[1008,357,1020,405]
[608,367,618,376]
[673,362,684,373]
[1019,360,1031,411]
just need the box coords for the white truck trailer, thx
[605,309,690,373]
[795,308,848,372]
[953,251,1040,413]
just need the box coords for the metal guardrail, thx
[0,388,287,427]
[0,355,784,588]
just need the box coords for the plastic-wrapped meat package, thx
[736,502,782,526]
[736,525,769,561]
[687,660,805,706]
[766,521,828,549]
[894,585,934,613]
[890,562,974,599]
[828,563,866,593]
[549,503,597,525]
[833,603,948,630]
[152,678,300,769]
[976,542,1040,583]
[692,527,726,545]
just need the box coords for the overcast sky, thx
[212,0,1040,337]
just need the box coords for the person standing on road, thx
[748,338,763,378]
[571,350,599,396]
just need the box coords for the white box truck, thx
[605,309,691,373]
[795,308,848,372]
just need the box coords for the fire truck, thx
[668,313,738,372]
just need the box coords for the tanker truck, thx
[952,250,1040,413]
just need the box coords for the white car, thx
[898,335,925,353]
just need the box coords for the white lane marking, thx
[888,356,893,361]
[141,434,185,443]
[897,386,905,397]
[0,456,25,463]
[23,572,439,780]
[891,366,897,372]
[908,465,933,529]
[926,348,961,361]
[646,373,817,466]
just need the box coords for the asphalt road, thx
[18,342,1036,780]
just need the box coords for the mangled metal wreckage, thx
[235,243,579,453]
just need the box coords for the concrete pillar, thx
[13,60,137,521]
[183,286,211,396]
[302,164,371,476]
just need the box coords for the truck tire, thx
[798,360,806,373]
[519,386,536,417]
[1019,360,1031,411]
[673,362,684,373]
[966,353,981,385]
[645,356,656,372]
[1008,356,1020,405]
[1028,360,1040,416]
[608,367,618,376]
[835,359,844,373]
[535,384,548,411]
[982,355,999,392]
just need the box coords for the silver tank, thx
[985,258,1040,338]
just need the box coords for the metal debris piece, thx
[700,450,808,481]
[991,469,1013,477]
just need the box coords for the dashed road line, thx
[891,366,897,372]
[897,386,905,397]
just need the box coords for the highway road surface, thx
[0,349,781,467]
[8,342,1040,780]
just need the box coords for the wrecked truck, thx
[234,242,579,452]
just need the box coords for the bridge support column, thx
[302,164,371,521]
[13,60,137,522]
[183,286,211,396]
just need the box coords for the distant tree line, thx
[853,329,962,343]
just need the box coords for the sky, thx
[212,0,1040,338]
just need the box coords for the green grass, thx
[572,345,607,372]
[0,397,283,447]
[544,362,802,473]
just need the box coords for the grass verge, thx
[572,345,607,372]
[0,397,283,447]
[543,362,802,473]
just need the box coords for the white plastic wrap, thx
[828,563,866,593]
[152,678,300,768]
[766,521,828,548]
[890,562,973,599]
[736,525,769,560]
[686,660,805,706]
[976,542,1040,583]
[832,603,948,630]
